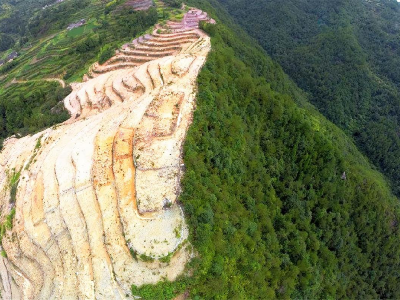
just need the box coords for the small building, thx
[7,52,18,61]
[67,19,86,30]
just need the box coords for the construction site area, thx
[0,6,214,300]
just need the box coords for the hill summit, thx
[0,8,214,299]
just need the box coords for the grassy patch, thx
[5,209,15,230]
[67,21,98,38]
[0,208,16,243]
[9,170,20,204]
[139,254,155,262]
[0,81,70,145]
[132,279,188,300]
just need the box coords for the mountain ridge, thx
[0,0,400,299]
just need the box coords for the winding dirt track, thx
[0,9,214,300]
[12,78,66,88]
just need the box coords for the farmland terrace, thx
[0,8,214,300]
[125,0,154,11]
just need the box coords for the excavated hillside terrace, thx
[0,9,214,300]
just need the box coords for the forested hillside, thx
[0,0,61,50]
[216,0,400,197]
[128,0,400,298]
[1,0,400,299]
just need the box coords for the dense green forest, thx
[28,0,93,37]
[0,0,56,47]
[216,0,400,197]
[0,81,70,144]
[132,0,400,298]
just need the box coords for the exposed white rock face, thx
[0,9,214,300]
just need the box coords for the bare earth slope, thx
[0,9,214,300]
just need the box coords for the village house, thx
[67,19,86,30]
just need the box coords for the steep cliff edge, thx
[0,9,214,300]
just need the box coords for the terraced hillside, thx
[125,0,154,11]
[0,9,214,300]
[88,9,214,77]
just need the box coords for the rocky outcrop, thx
[0,9,213,300]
